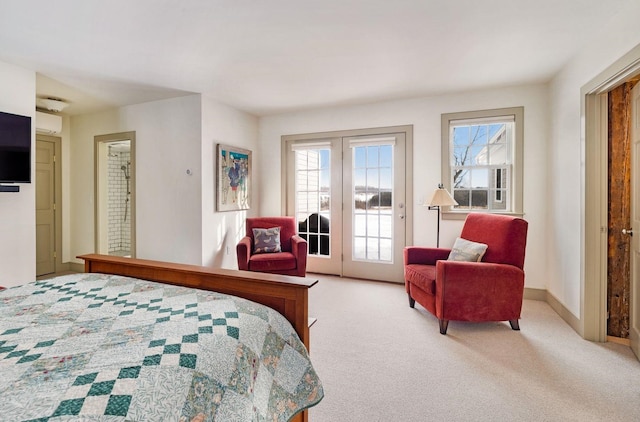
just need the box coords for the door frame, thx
[281,125,413,279]
[35,134,64,273]
[630,81,640,357]
[94,131,136,258]
[582,44,640,342]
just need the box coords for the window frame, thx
[494,168,504,203]
[440,106,524,219]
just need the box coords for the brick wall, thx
[107,148,131,254]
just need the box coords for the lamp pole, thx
[436,205,441,247]
[426,183,457,248]
[427,204,442,247]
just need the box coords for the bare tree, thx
[453,126,482,188]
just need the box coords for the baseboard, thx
[69,262,85,273]
[607,335,631,346]
[545,290,582,335]
[524,287,546,301]
[524,287,582,335]
[56,262,71,272]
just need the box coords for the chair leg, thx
[439,319,449,335]
[408,294,415,308]
[509,319,520,331]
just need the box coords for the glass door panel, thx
[287,139,342,275]
[295,148,331,256]
[352,145,393,262]
[343,134,406,282]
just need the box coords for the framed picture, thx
[216,144,251,211]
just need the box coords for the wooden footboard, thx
[78,254,317,350]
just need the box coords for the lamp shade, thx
[426,187,458,207]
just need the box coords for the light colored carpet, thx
[307,275,640,422]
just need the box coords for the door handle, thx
[622,228,633,236]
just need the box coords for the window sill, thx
[441,210,525,221]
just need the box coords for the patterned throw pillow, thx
[252,227,282,254]
[447,237,488,262]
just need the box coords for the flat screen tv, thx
[0,111,32,184]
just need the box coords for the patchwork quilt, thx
[0,273,323,421]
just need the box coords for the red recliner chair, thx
[404,213,528,334]
[236,217,308,277]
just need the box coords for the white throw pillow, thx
[447,237,488,262]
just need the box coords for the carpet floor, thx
[307,274,640,422]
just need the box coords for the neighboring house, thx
[454,124,509,210]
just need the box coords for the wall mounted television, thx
[0,110,32,184]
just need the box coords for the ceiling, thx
[0,0,633,116]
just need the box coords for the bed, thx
[0,254,323,421]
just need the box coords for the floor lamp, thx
[425,184,458,247]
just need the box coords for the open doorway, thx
[94,132,136,258]
[607,79,639,343]
[583,44,640,360]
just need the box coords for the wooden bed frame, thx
[79,254,318,422]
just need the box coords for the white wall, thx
[200,95,259,269]
[69,94,259,269]
[70,95,203,265]
[0,61,35,287]
[60,115,72,263]
[259,84,549,289]
[548,3,640,317]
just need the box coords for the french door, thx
[284,126,411,283]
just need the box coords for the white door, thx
[35,139,55,276]
[342,134,406,282]
[288,138,343,275]
[630,82,640,359]
[286,129,409,283]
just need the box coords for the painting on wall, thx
[216,144,251,211]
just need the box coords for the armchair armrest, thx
[404,246,451,266]
[291,235,308,276]
[236,236,252,270]
[435,260,525,321]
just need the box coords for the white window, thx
[441,107,523,216]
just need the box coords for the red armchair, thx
[236,217,308,277]
[404,213,528,334]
